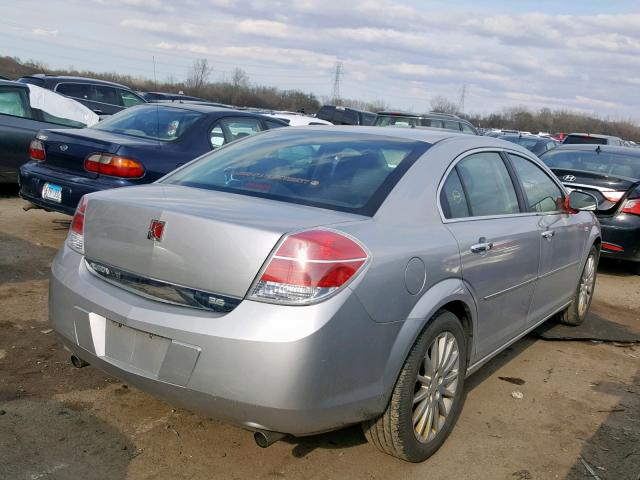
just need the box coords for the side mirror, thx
[566,190,598,212]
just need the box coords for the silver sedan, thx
[49,126,600,462]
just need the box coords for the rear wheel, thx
[362,310,467,462]
[559,245,599,326]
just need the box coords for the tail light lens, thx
[602,191,624,203]
[249,229,369,304]
[602,242,624,252]
[85,153,144,178]
[29,139,46,161]
[622,199,640,216]
[67,196,88,254]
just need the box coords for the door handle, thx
[470,238,494,254]
[541,230,555,240]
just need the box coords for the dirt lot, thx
[0,193,638,480]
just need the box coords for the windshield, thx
[541,149,640,179]
[502,137,539,150]
[162,129,429,216]
[93,105,203,141]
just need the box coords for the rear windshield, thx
[563,135,608,145]
[502,137,539,150]
[163,129,429,216]
[92,105,203,141]
[541,149,640,179]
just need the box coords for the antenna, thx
[153,56,160,148]
[331,61,343,105]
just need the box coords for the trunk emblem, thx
[59,144,68,151]
[563,175,576,182]
[147,220,166,241]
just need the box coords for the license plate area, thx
[41,182,62,203]
[104,320,171,376]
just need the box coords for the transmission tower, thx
[458,84,467,114]
[331,61,344,105]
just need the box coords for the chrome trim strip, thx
[85,259,241,313]
[563,182,619,193]
[538,260,580,279]
[483,276,537,300]
[273,255,367,263]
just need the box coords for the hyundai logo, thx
[563,175,576,182]
[59,144,68,152]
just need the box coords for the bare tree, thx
[232,67,249,89]
[430,95,459,115]
[185,58,212,92]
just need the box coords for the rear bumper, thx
[49,246,400,435]
[599,214,640,262]
[19,161,131,215]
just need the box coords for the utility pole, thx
[331,61,343,105]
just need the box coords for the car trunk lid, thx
[83,185,366,300]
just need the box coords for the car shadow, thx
[598,257,637,277]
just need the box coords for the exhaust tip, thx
[70,355,89,368]
[254,430,285,448]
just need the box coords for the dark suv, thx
[18,75,146,115]
[375,111,478,135]
[316,105,377,126]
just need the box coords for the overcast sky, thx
[2,0,639,120]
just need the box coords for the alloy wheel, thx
[578,253,596,317]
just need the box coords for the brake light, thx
[602,191,624,203]
[84,153,144,178]
[28,139,46,161]
[67,196,88,254]
[622,199,640,215]
[249,229,369,304]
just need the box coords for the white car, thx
[265,113,333,126]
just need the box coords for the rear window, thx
[541,149,640,179]
[92,105,203,141]
[163,129,429,216]
[563,135,608,145]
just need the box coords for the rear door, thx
[507,153,586,322]
[440,151,541,359]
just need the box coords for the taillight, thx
[602,242,624,253]
[67,196,88,254]
[84,153,144,178]
[29,139,46,161]
[622,199,640,215]
[602,191,624,203]
[249,229,369,304]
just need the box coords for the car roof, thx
[19,74,134,90]
[132,103,287,121]
[548,144,640,156]
[376,111,463,120]
[0,79,28,89]
[565,132,621,139]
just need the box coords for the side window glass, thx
[221,117,262,142]
[444,120,460,131]
[264,120,286,130]
[440,169,470,219]
[456,152,520,216]
[57,83,90,99]
[0,89,29,118]
[424,119,444,128]
[118,89,144,107]
[93,86,119,105]
[209,124,225,148]
[508,154,563,213]
[461,123,475,134]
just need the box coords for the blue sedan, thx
[19,103,287,215]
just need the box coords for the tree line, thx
[2,56,638,141]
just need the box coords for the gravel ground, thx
[0,194,638,480]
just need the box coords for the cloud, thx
[120,18,202,37]
[31,28,58,37]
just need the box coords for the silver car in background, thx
[49,127,600,462]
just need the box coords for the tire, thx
[558,245,599,326]
[362,310,467,462]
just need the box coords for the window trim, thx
[437,147,570,223]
